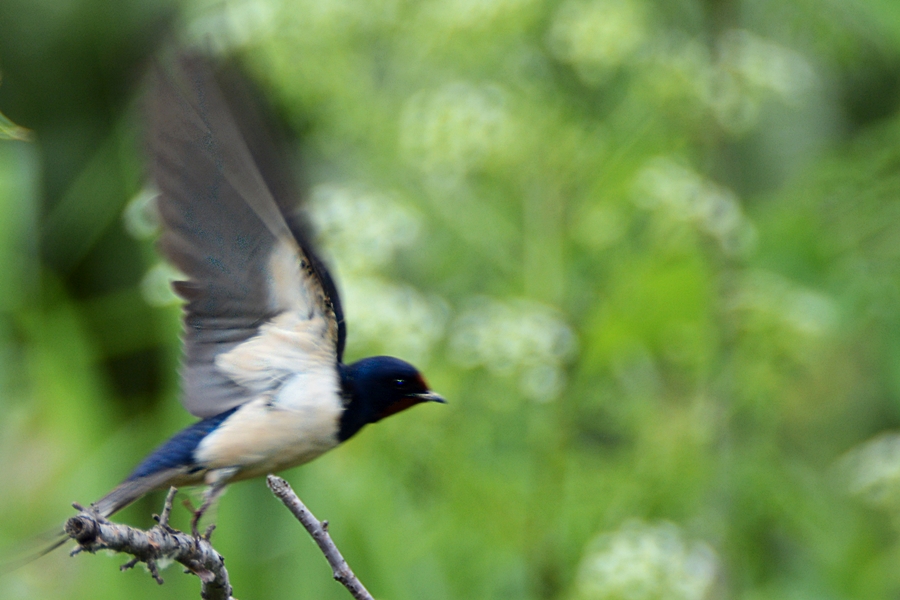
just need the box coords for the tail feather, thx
[2,468,188,572]
[0,529,68,574]
[90,468,186,518]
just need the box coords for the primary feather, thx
[148,55,345,418]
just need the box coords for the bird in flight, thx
[56,53,445,545]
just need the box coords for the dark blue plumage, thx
[126,407,238,481]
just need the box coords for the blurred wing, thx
[147,54,345,418]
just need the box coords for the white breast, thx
[193,362,344,476]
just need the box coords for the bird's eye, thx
[394,378,409,390]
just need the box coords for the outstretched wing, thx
[147,54,346,418]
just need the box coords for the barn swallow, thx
[47,54,444,548]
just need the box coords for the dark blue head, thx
[338,356,445,442]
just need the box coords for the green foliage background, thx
[3,0,900,598]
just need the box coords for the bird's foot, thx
[185,497,217,540]
[178,498,202,539]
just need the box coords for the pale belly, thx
[192,393,343,482]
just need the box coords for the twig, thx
[266,475,374,600]
[65,488,233,600]
[66,479,372,600]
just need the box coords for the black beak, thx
[412,391,447,404]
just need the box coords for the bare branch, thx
[65,488,233,600]
[66,479,372,600]
[266,475,374,600]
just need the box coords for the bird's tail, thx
[0,526,71,574]
[2,468,184,572]
[89,471,179,519]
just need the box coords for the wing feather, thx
[147,54,344,418]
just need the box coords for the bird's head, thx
[338,356,445,441]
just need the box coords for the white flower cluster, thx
[140,263,182,307]
[548,0,648,82]
[576,521,718,600]
[449,297,576,401]
[309,185,447,363]
[338,276,448,364]
[730,270,837,338]
[711,30,816,127]
[186,0,277,52]
[839,432,900,511]
[633,157,756,256]
[400,82,512,179]
[123,188,183,307]
[547,0,816,134]
[310,184,422,272]
[122,187,160,241]
[648,30,816,134]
